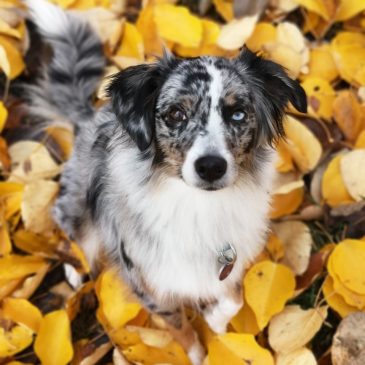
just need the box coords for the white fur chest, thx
[106,147,275,302]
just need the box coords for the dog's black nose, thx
[195,155,227,182]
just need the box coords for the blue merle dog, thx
[26,0,306,363]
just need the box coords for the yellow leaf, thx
[270,180,304,219]
[154,4,203,48]
[217,14,258,51]
[301,77,336,119]
[293,0,330,20]
[95,268,141,331]
[230,300,261,335]
[336,0,365,21]
[0,254,46,281]
[0,325,34,357]
[13,230,58,258]
[268,305,327,353]
[2,298,42,332]
[322,155,354,207]
[246,22,277,53]
[355,130,365,149]
[303,44,339,82]
[0,223,12,255]
[213,0,233,22]
[175,19,223,58]
[276,347,317,365]
[116,22,144,60]
[340,150,365,201]
[34,310,73,365]
[136,3,163,57]
[322,275,358,318]
[0,101,8,133]
[0,18,21,39]
[0,181,24,218]
[283,116,322,173]
[331,32,365,86]
[266,233,285,262]
[275,140,294,173]
[0,35,24,79]
[21,180,59,234]
[244,261,296,329]
[328,239,365,294]
[272,221,312,275]
[333,91,365,142]
[208,333,274,365]
[50,0,77,8]
[332,272,365,309]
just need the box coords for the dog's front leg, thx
[202,289,243,334]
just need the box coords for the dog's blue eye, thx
[231,110,245,122]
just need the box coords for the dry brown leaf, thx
[332,312,365,365]
[272,220,312,275]
[268,305,328,354]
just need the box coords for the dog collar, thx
[218,243,237,281]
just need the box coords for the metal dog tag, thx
[218,243,237,281]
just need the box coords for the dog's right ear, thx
[107,63,166,151]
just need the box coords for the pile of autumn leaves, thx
[1,0,365,364]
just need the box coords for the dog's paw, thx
[187,335,206,365]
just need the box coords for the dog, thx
[26,1,307,363]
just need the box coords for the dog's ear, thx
[107,63,166,151]
[235,48,307,144]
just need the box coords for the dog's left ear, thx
[235,48,307,144]
[107,62,167,151]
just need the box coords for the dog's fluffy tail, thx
[25,0,105,127]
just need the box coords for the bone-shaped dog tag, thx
[218,244,237,281]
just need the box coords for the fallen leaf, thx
[230,299,261,335]
[304,44,339,82]
[301,77,336,119]
[336,0,365,21]
[333,91,365,142]
[322,275,358,318]
[245,22,276,52]
[332,312,365,365]
[355,130,365,149]
[322,155,355,207]
[208,332,274,365]
[2,297,42,332]
[95,268,141,331]
[276,347,317,365]
[0,254,46,281]
[244,260,296,329]
[293,0,331,20]
[268,304,328,353]
[8,141,61,183]
[154,4,203,47]
[331,32,365,86]
[0,35,24,79]
[272,220,312,275]
[328,239,365,294]
[0,324,34,357]
[116,22,144,60]
[283,116,322,173]
[217,14,258,50]
[34,310,74,365]
[21,180,59,234]
[340,150,365,201]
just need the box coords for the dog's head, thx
[107,49,307,191]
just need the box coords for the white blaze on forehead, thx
[205,64,226,152]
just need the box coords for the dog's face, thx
[108,50,307,191]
